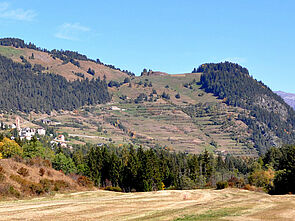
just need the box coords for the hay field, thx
[0,189,294,221]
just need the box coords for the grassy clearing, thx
[0,46,23,58]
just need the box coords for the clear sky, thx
[0,0,294,92]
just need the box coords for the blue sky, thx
[0,0,294,92]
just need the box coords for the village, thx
[0,117,69,148]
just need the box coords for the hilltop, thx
[0,38,294,156]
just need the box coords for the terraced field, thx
[1,72,256,156]
[0,189,294,220]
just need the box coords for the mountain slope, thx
[275,91,295,110]
[0,38,132,81]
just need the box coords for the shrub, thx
[248,168,274,191]
[77,176,93,188]
[29,183,44,195]
[17,167,29,177]
[26,157,52,168]
[0,173,5,182]
[10,174,28,186]
[0,184,20,198]
[216,181,229,190]
[8,185,21,198]
[104,186,122,192]
[47,170,52,177]
[12,155,23,163]
[39,178,53,193]
[39,168,45,176]
[53,180,70,191]
[243,184,256,191]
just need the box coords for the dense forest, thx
[0,38,135,76]
[0,55,111,113]
[198,62,295,153]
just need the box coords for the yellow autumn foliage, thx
[0,137,23,158]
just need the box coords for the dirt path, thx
[0,189,294,221]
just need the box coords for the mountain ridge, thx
[275,91,295,110]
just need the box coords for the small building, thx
[110,106,121,111]
[56,135,65,142]
[41,119,51,125]
[19,127,36,138]
[37,128,46,136]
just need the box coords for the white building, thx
[19,127,36,140]
[37,128,46,136]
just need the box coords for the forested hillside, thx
[0,55,111,113]
[198,62,295,153]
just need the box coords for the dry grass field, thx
[0,188,294,221]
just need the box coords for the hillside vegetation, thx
[199,62,295,153]
[0,158,90,199]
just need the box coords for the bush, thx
[39,168,45,176]
[248,168,274,191]
[8,185,21,198]
[39,178,54,193]
[216,181,228,190]
[17,167,29,177]
[0,173,5,182]
[29,183,44,195]
[77,176,93,188]
[0,184,20,198]
[243,184,256,191]
[53,180,70,191]
[26,157,52,168]
[104,186,122,192]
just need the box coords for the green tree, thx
[52,152,76,174]
[22,140,54,160]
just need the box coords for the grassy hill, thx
[0,188,294,220]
